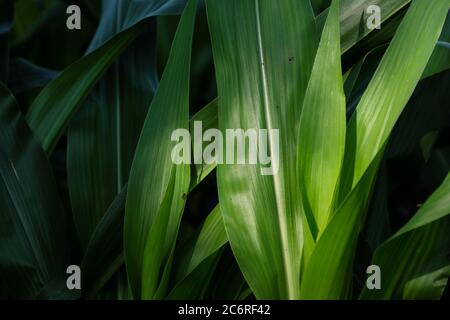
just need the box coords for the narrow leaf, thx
[124,0,197,299]
[0,84,68,298]
[298,0,346,234]
[341,0,450,197]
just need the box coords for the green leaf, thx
[345,38,450,119]
[63,0,190,249]
[316,0,411,54]
[311,0,331,15]
[168,206,227,299]
[189,98,218,192]
[124,0,197,299]
[207,0,317,299]
[23,2,188,156]
[364,70,450,250]
[360,173,450,299]
[81,186,127,299]
[25,21,145,154]
[167,249,223,300]
[0,83,68,298]
[67,9,156,251]
[300,152,382,299]
[87,0,187,51]
[78,99,219,298]
[297,0,346,234]
[344,45,387,116]
[340,0,450,198]
[422,13,450,78]
[171,205,227,285]
[402,266,450,300]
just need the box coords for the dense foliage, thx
[0,0,449,300]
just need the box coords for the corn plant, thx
[0,0,449,300]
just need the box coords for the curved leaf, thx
[297,0,346,235]
[316,0,411,54]
[25,22,145,154]
[79,99,219,298]
[0,84,68,299]
[124,0,197,299]
[340,0,450,198]
[300,152,382,299]
[360,173,450,299]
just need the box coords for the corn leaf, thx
[189,98,218,192]
[123,0,197,299]
[67,2,159,250]
[340,0,450,198]
[0,84,68,298]
[300,153,382,299]
[81,186,126,299]
[80,99,219,298]
[422,13,450,78]
[168,206,227,299]
[25,22,144,154]
[207,0,317,299]
[297,0,346,235]
[25,1,189,155]
[402,265,450,299]
[171,205,226,285]
[316,0,410,53]
[360,172,450,299]
[167,249,223,300]
[311,0,331,15]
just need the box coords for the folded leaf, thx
[300,152,382,299]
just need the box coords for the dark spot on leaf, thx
[288,56,294,63]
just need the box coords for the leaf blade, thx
[123,0,197,299]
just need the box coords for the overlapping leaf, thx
[297,0,346,235]
[0,84,67,298]
[340,0,450,198]
[316,0,410,53]
[124,0,197,299]
[361,173,450,299]
[81,99,220,298]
